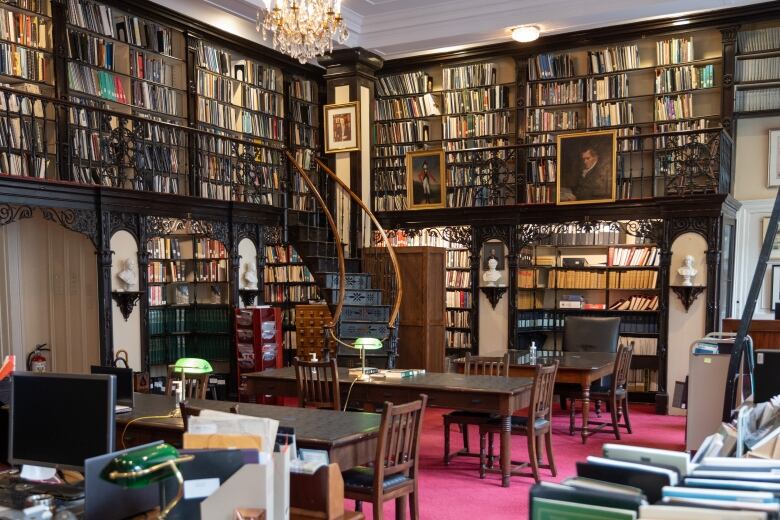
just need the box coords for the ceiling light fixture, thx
[257,0,349,64]
[511,25,541,43]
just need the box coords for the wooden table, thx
[245,367,534,487]
[117,393,381,471]
[453,351,615,444]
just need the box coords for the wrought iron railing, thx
[0,86,286,206]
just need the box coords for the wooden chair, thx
[568,343,634,440]
[293,357,341,411]
[179,401,240,430]
[166,365,210,400]
[342,394,427,520]
[442,353,509,465]
[478,360,559,483]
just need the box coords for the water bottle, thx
[529,341,537,363]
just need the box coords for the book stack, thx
[588,100,635,127]
[442,85,509,114]
[67,0,115,38]
[115,16,173,55]
[588,44,641,73]
[737,27,780,54]
[147,237,182,259]
[375,94,439,120]
[290,77,314,101]
[0,9,48,49]
[67,61,125,102]
[737,57,780,82]
[608,270,659,289]
[376,71,432,96]
[446,270,470,288]
[589,73,629,101]
[442,62,497,90]
[549,269,608,289]
[559,294,584,309]
[656,37,695,65]
[656,94,694,121]
[609,246,660,266]
[526,109,579,132]
[628,368,658,392]
[264,265,314,283]
[528,52,576,80]
[447,309,470,328]
[621,336,657,355]
[67,30,113,70]
[132,81,181,116]
[374,120,429,144]
[148,285,166,306]
[517,310,560,330]
[529,79,585,106]
[446,330,471,349]
[0,42,48,82]
[609,294,659,311]
[194,238,227,259]
[194,259,228,282]
[656,64,715,93]
[736,88,780,113]
[442,112,509,138]
[131,50,174,84]
[446,290,472,309]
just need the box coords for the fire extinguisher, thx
[26,344,50,372]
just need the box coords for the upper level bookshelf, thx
[287,74,320,211]
[734,23,780,115]
[0,0,53,91]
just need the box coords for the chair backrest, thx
[464,353,510,377]
[166,366,210,400]
[528,361,559,425]
[179,401,240,430]
[374,394,428,484]
[293,357,341,411]
[563,317,621,353]
[611,342,634,393]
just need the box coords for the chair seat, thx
[342,466,411,490]
[484,415,549,431]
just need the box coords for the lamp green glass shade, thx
[353,337,383,350]
[100,443,185,488]
[172,357,213,374]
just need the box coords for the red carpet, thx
[346,404,685,519]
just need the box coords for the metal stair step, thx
[324,288,382,306]
[316,272,372,290]
[341,305,390,322]
[290,224,332,242]
[308,257,362,273]
[337,321,390,339]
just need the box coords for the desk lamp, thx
[172,357,213,404]
[349,337,383,380]
[101,443,194,519]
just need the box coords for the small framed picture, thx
[763,217,780,260]
[772,265,780,313]
[556,130,617,205]
[768,129,780,187]
[481,242,505,271]
[406,149,445,209]
[324,102,359,153]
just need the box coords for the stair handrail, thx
[312,157,403,334]
[285,151,346,335]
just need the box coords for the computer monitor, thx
[10,372,116,471]
[91,365,134,407]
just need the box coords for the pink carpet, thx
[346,403,685,519]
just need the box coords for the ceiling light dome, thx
[511,25,540,43]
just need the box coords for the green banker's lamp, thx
[350,337,383,380]
[101,443,194,519]
[172,357,213,406]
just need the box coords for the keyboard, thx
[0,478,84,501]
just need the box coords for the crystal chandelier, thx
[257,0,349,64]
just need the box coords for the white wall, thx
[667,232,708,416]
[111,230,142,370]
[478,241,509,356]
[0,215,100,373]
[734,116,780,202]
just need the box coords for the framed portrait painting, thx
[556,130,617,205]
[406,149,445,209]
[768,129,780,187]
[324,102,360,153]
[763,217,780,260]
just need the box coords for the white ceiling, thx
[158,0,766,60]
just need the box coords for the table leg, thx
[500,415,511,487]
[581,384,590,444]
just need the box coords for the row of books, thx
[588,44,641,74]
[263,265,314,283]
[194,260,228,282]
[446,290,472,309]
[289,77,315,102]
[528,52,576,81]
[527,158,556,184]
[147,260,186,283]
[377,71,433,96]
[735,87,780,112]
[446,270,470,288]
[147,238,180,259]
[608,269,659,289]
[148,285,166,306]
[656,64,715,93]
[374,120,429,145]
[5,0,46,16]
[442,112,510,139]
[67,0,114,38]
[655,93,694,121]
[609,294,659,310]
[526,109,579,132]
[372,169,404,193]
[149,336,231,365]
[264,245,302,264]
[442,62,498,90]
[131,50,178,85]
[654,119,712,147]
[263,284,318,304]
[442,85,510,114]
[115,16,174,56]
[373,143,418,159]
[197,98,284,140]
[374,94,440,121]
[447,309,471,329]
[68,30,113,70]
[548,270,608,289]
[446,330,471,348]
[610,246,660,266]
[536,223,651,247]
[528,79,585,106]
[132,81,181,116]
[290,122,316,148]
[656,37,695,65]
[622,335,658,356]
[516,310,658,332]
[197,69,284,116]
[526,184,554,204]
[447,249,470,269]
[288,100,316,127]
[590,73,630,101]
[737,56,780,83]
[737,26,780,54]
[0,42,48,82]
[628,367,658,391]
[67,62,125,102]
[194,239,227,259]
[0,9,48,49]
[0,151,46,177]
[588,100,635,128]
[447,186,498,208]
[196,41,279,92]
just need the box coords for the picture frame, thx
[481,242,505,271]
[405,149,446,210]
[763,217,780,260]
[768,129,780,187]
[556,130,617,205]
[324,102,360,153]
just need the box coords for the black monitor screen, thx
[91,365,133,407]
[10,373,116,471]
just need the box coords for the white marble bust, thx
[677,255,698,286]
[482,257,504,286]
[242,262,258,289]
[117,258,138,291]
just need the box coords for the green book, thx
[532,498,636,520]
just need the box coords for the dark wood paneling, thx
[723,319,780,349]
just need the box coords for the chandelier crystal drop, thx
[257,0,349,64]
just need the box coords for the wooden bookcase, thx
[734,22,780,115]
[286,74,320,211]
